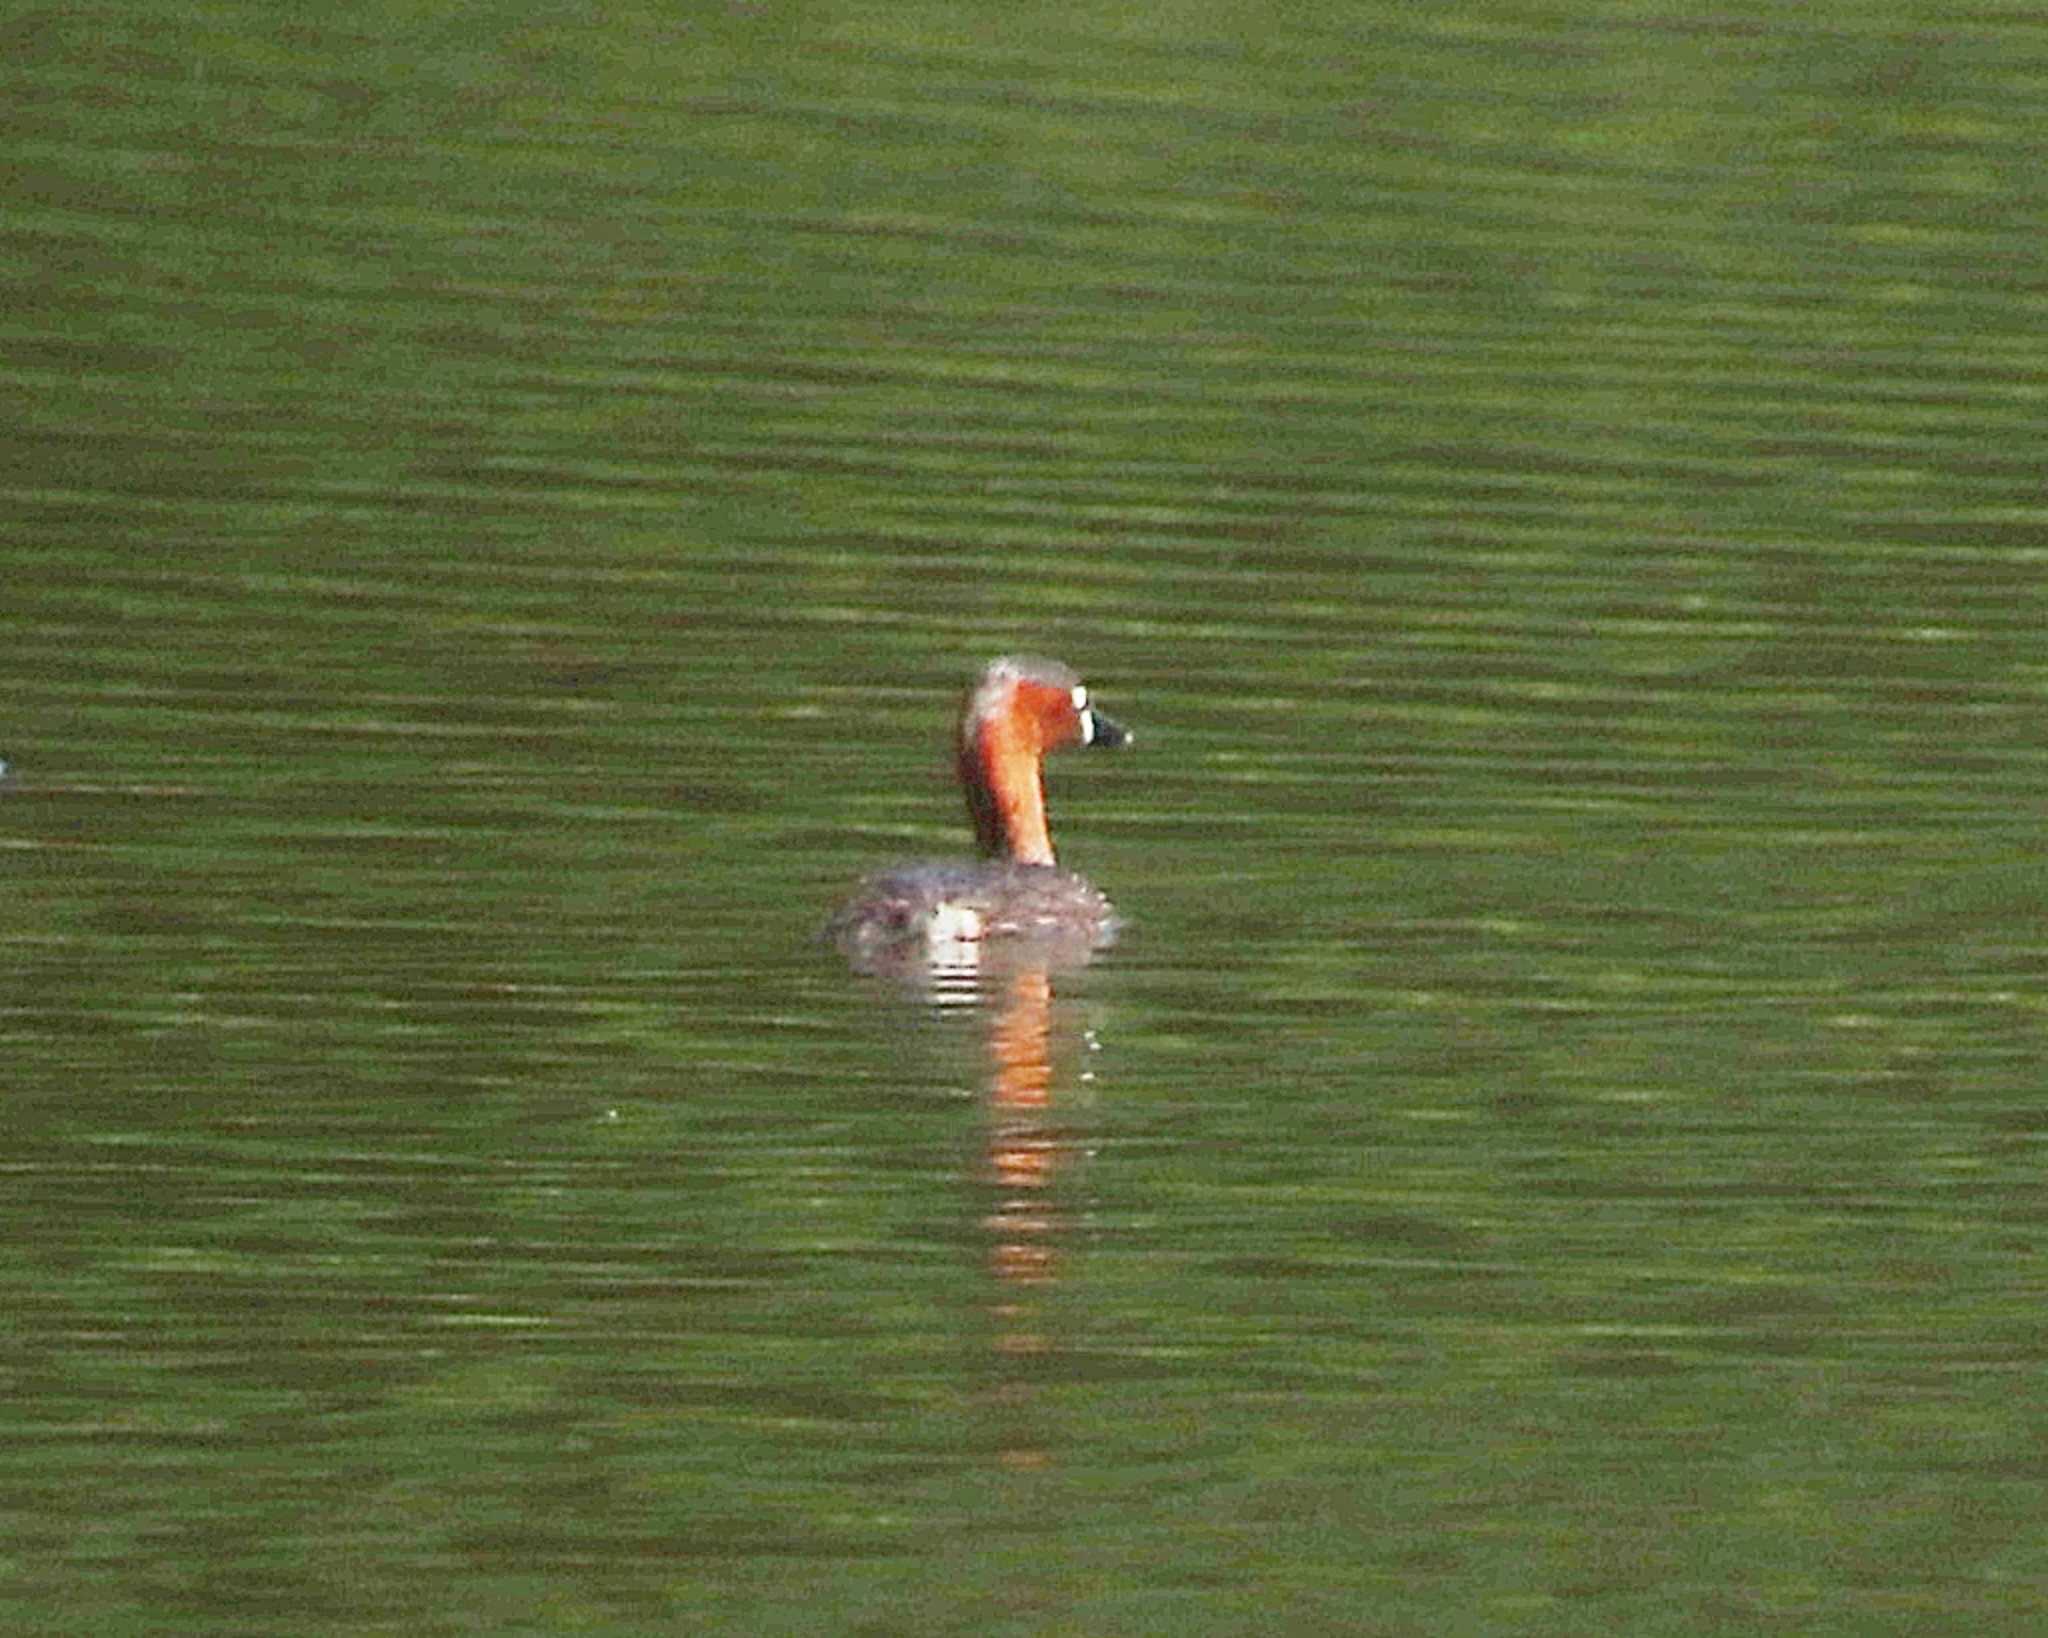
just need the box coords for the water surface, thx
[6,3,2048,1632]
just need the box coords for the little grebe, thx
[829,656,1129,961]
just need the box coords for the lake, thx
[5,3,2047,1631]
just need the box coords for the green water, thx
[7,3,2048,1632]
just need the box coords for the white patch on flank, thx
[926,904,985,945]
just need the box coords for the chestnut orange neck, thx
[960,712,1054,866]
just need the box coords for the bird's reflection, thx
[984,964,1058,1334]
[847,935,1108,1470]
[975,957,1093,1472]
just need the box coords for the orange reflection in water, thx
[986,966,1059,1358]
[977,960,1097,1468]
[842,933,1111,1472]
